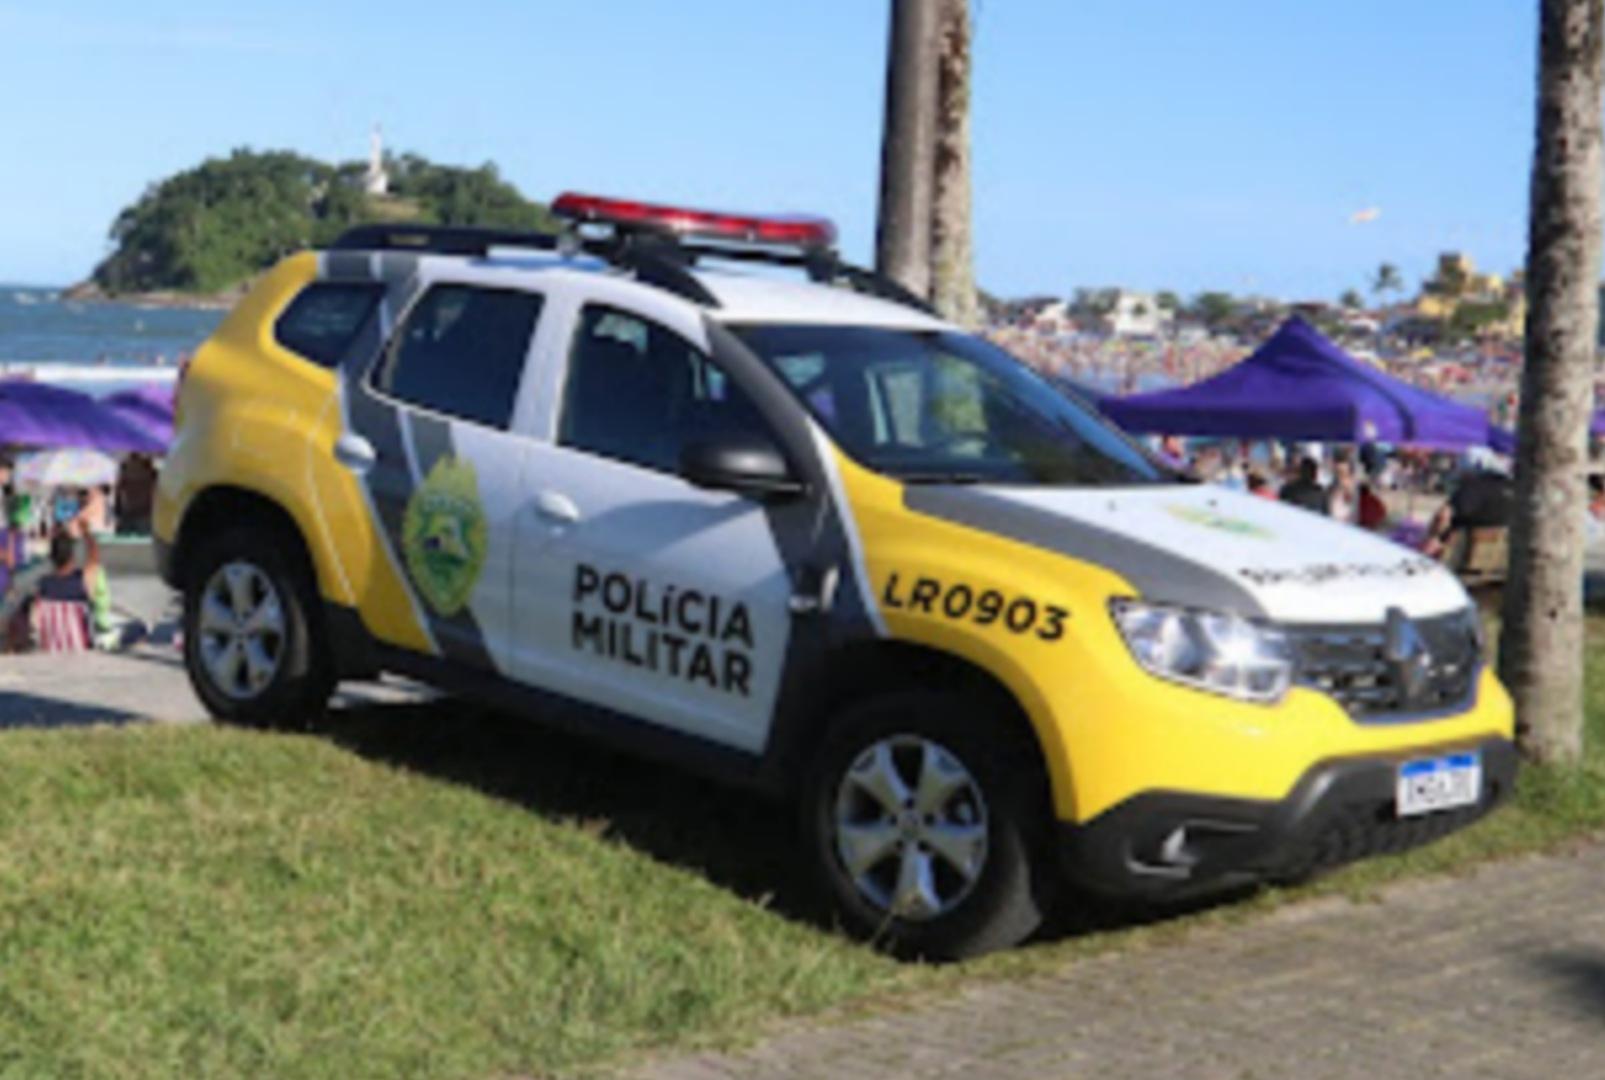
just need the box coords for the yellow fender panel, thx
[156,253,432,655]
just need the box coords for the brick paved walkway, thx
[631,843,1605,1079]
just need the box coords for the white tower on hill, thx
[364,124,390,197]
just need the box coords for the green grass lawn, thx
[0,714,908,1079]
[0,623,1602,1078]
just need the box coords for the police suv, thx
[155,194,1515,958]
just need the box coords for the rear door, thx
[343,278,545,673]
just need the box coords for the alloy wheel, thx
[833,735,990,921]
[197,561,286,701]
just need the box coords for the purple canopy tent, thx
[1488,425,1517,456]
[105,383,176,449]
[0,379,166,454]
[1102,318,1494,448]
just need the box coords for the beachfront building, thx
[1414,252,1525,341]
[1028,298,1072,334]
[1101,289,1172,338]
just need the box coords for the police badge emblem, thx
[402,456,488,617]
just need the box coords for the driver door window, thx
[558,305,771,475]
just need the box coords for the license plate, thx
[1396,752,1482,818]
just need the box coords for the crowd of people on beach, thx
[0,454,159,654]
[986,323,1523,412]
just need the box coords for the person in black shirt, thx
[1424,468,1514,557]
[1279,457,1328,514]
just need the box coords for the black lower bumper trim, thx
[1059,737,1518,901]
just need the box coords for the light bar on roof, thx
[551,192,838,251]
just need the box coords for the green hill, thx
[89,148,557,297]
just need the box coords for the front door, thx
[509,301,794,753]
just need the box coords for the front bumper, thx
[1058,736,1518,900]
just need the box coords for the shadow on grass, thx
[315,699,829,923]
[313,697,1255,950]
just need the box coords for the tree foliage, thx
[1372,262,1403,298]
[92,148,555,295]
[1189,291,1237,328]
[1069,287,1118,318]
[1445,300,1511,341]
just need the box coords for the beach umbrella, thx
[0,379,164,453]
[104,383,175,447]
[14,448,120,490]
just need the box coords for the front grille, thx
[1287,609,1481,720]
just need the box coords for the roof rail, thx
[675,243,937,315]
[328,222,723,309]
[326,223,934,316]
[328,224,561,256]
[609,234,723,307]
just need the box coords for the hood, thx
[904,483,1470,626]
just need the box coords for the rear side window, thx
[376,285,543,430]
[274,282,384,367]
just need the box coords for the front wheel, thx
[802,690,1058,960]
[183,525,334,728]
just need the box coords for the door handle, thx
[334,433,378,474]
[533,490,581,525]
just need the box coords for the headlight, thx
[1110,599,1293,704]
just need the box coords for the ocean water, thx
[0,285,222,367]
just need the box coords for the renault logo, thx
[1384,607,1433,700]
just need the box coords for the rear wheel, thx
[802,690,1057,960]
[183,525,334,728]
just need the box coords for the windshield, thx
[732,324,1166,486]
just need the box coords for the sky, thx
[0,1,1538,300]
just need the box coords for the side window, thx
[274,282,384,367]
[559,304,771,475]
[375,284,543,430]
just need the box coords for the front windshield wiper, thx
[891,471,991,485]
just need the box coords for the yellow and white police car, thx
[155,194,1515,957]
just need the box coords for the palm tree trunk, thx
[1499,0,1605,764]
[930,0,979,327]
[875,0,937,299]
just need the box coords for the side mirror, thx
[681,434,805,500]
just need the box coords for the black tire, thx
[801,690,1058,960]
[182,522,335,728]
